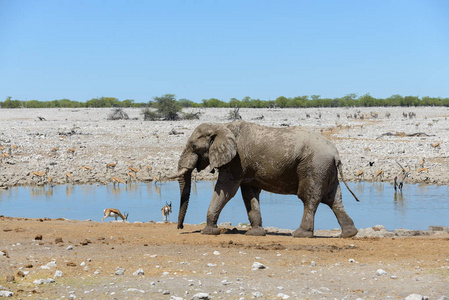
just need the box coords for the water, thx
[0,181,448,231]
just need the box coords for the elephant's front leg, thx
[292,196,320,238]
[202,171,240,235]
[241,186,266,236]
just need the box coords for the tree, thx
[178,98,196,108]
[153,94,182,120]
[275,96,289,108]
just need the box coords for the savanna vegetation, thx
[2,93,449,110]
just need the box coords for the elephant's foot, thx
[292,227,314,238]
[246,226,266,236]
[340,227,358,238]
[201,226,221,235]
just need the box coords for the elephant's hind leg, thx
[241,186,266,236]
[325,184,358,238]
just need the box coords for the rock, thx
[252,291,263,298]
[33,279,45,285]
[376,269,387,276]
[16,270,25,277]
[0,291,13,297]
[170,296,184,300]
[34,234,43,240]
[133,268,144,276]
[393,229,429,237]
[191,292,211,300]
[372,224,386,231]
[115,268,125,275]
[277,293,290,299]
[213,251,220,255]
[55,237,63,244]
[429,226,449,232]
[252,262,266,270]
[66,245,74,250]
[44,278,55,284]
[54,270,63,278]
[127,288,145,293]
[405,294,423,300]
[41,261,57,269]
[5,276,14,283]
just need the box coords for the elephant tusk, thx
[166,168,189,180]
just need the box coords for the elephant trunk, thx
[177,169,192,229]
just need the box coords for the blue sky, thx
[1,1,448,103]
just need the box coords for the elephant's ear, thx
[209,125,237,169]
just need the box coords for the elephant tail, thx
[336,159,360,202]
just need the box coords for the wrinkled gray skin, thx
[173,121,359,238]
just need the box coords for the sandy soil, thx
[1,217,449,299]
[1,107,449,299]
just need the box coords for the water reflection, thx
[393,191,406,214]
[0,182,447,230]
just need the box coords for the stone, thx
[0,291,13,297]
[54,270,63,278]
[376,269,387,276]
[133,268,144,276]
[252,262,266,270]
[115,268,125,275]
[191,292,211,300]
[405,294,423,300]
[44,278,55,284]
[372,225,386,231]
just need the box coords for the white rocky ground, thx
[0,106,448,187]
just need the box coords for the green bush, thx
[141,108,161,121]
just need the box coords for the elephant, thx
[169,121,359,238]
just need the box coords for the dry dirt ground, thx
[1,217,449,299]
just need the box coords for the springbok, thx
[161,202,172,222]
[112,176,126,186]
[374,170,384,181]
[102,208,129,222]
[106,161,118,171]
